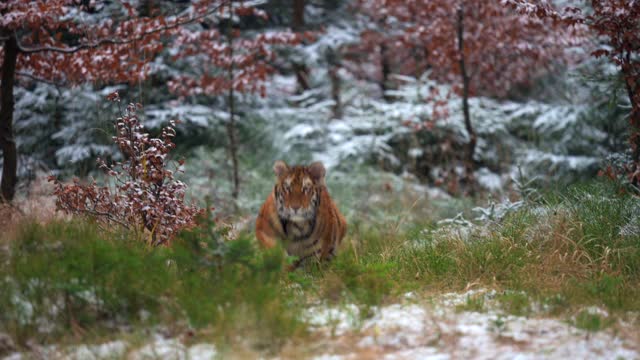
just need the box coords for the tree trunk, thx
[137,0,156,17]
[294,63,310,93]
[0,33,18,203]
[326,49,342,119]
[292,0,310,93]
[626,91,640,167]
[292,0,305,31]
[329,67,342,119]
[622,60,640,187]
[457,6,476,171]
[380,41,392,102]
[227,94,239,200]
[226,4,240,200]
[622,51,640,165]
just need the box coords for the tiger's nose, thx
[291,205,301,212]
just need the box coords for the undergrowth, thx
[0,221,304,352]
[0,181,639,353]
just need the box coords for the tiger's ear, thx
[273,160,288,178]
[308,161,326,182]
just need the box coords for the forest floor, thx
[303,290,639,360]
[2,289,639,359]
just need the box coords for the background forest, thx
[2,0,636,209]
[1,0,640,359]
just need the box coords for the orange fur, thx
[255,161,347,268]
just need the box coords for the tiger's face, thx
[273,161,325,222]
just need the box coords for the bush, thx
[49,93,203,245]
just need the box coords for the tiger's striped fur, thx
[255,161,347,269]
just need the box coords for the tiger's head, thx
[273,160,325,222]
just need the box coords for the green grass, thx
[0,221,305,351]
[1,180,639,354]
[497,291,532,317]
[456,294,487,313]
[573,309,613,332]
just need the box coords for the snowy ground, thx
[307,291,639,360]
[3,290,638,360]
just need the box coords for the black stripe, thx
[292,233,312,242]
[310,216,316,233]
[280,218,288,236]
[302,237,319,249]
[290,217,316,242]
[267,216,278,233]
[315,215,326,238]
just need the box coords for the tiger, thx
[255,160,347,269]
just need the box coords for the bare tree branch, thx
[16,1,229,54]
[70,207,131,229]
[16,71,67,87]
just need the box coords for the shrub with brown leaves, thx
[49,92,204,246]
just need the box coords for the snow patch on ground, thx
[130,338,218,360]
[67,341,128,360]
[359,304,427,348]
[2,340,127,360]
[2,339,217,360]
[310,291,639,360]
[4,291,638,360]
[306,304,361,336]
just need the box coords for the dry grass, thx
[523,211,602,291]
[0,175,67,244]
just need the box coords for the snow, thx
[252,67,605,188]
[313,355,350,360]
[520,149,598,172]
[384,347,450,360]
[408,148,424,158]
[473,199,525,223]
[284,124,319,140]
[475,168,503,192]
[130,338,218,360]
[146,105,213,128]
[436,213,474,228]
[359,304,427,347]
[67,341,128,360]
[301,24,361,65]
[186,344,218,359]
[305,304,361,336]
[532,105,579,134]
[9,294,34,325]
[3,339,218,360]
[4,291,637,360]
[2,340,127,360]
[620,218,640,237]
[307,291,639,360]
[580,306,610,318]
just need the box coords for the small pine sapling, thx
[50,92,204,245]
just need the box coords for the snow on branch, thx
[50,92,205,246]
